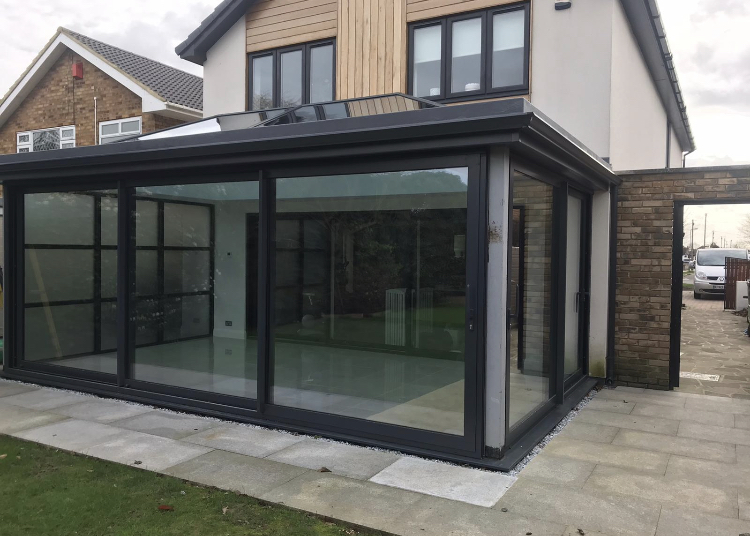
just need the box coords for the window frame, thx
[248,39,336,111]
[408,2,530,103]
[99,117,143,145]
[17,125,76,153]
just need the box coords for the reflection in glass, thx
[132,182,259,399]
[413,25,442,98]
[271,169,469,435]
[310,44,334,103]
[451,18,482,93]
[509,172,554,430]
[252,55,274,110]
[565,195,582,379]
[280,50,303,107]
[23,191,118,373]
[492,10,525,88]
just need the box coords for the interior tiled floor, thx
[2,379,749,535]
[679,291,750,399]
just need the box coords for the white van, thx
[693,248,750,299]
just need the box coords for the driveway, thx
[679,291,750,399]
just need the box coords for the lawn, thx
[0,435,373,536]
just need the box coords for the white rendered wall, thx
[669,125,684,168]
[203,16,247,117]
[529,0,614,160]
[485,147,510,451]
[588,188,611,378]
[609,0,668,171]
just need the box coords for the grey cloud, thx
[691,0,749,22]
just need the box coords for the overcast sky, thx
[0,0,748,168]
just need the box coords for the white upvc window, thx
[99,117,142,144]
[17,126,76,153]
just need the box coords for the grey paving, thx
[1,389,90,411]
[82,431,212,471]
[370,457,516,507]
[13,419,128,452]
[612,428,737,462]
[740,489,750,521]
[630,401,736,428]
[575,407,680,435]
[0,403,69,434]
[557,421,620,443]
[182,424,305,458]
[583,465,739,518]
[113,410,221,439]
[656,506,750,536]
[584,398,635,414]
[737,414,750,430]
[266,438,401,480]
[51,400,152,423]
[0,381,39,398]
[518,454,595,488]
[165,450,308,496]
[678,420,750,446]
[597,388,687,408]
[542,437,670,474]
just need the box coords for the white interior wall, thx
[203,17,247,117]
[485,147,510,451]
[609,0,668,171]
[588,188,611,378]
[529,0,614,160]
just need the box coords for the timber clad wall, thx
[615,167,750,390]
[245,0,338,52]
[0,51,185,155]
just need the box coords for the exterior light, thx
[555,1,572,10]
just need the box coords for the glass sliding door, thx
[508,170,556,432]
[270,167,471,437]
[564,191,589,386]
[130,181,260,399]
[22,189,118,376]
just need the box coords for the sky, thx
[0,0,748,168]
[684,204,750,250]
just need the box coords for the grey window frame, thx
[248,39,337,111]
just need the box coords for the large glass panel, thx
[564,195,583,379]
[23,191,117,374]
[132,181,259,399]
[252,55,274,110]
[280,50,303,107]
[508,172,554,430]
[413,25,442,98]
[310,44,334,103]
[272,168,469,435]
[492,10,525,89]
[451,18,482,93]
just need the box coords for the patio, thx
[0,378,748,535]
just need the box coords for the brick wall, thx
[0,49,185,155]
[616,166,750,389]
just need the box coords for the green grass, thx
[683,283,694,290]
[0,435,373,536]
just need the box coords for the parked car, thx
[694,248,750,299]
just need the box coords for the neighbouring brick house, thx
[616,166,750,390]
[0,27,203,156]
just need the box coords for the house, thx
[0,28,203,155]
[0,0,692,469]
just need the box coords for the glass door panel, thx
[508,171,555,431]
[271,168,469,435]
[564,194,584,380]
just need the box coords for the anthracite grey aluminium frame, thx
[1,98,617,468]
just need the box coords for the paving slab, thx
[583,465,739,518]
[0,381,39,398]
[612,428,737,463]
[51,399,152,423]
[597,389,687,408]
[575,408,679,435]
[13,419,128,452]
[1,389,90,411]
[563,528,611,536]
[684,397,750,415]
[518,454,595,488]
[741,489,750,521]
[678,420,750,446]
[739,445,750,465]
[182,424,304,458]
[557,421,619,444]
[736,414,750,430]
[655,506,750,536]
[261,471,425,532]
[584,398,635,414]
[82,430,212,471]
[666,455,750,489]
[164,449,307,496]
[389,494,565,536]
[113,410,221,439]
[266,438,400,480]
[369,457,515,507]
[0,404,69,434]
[495,479,661,536]
[630,401,736,428]
[542,437,670,475]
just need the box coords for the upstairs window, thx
[99,117,142,144]
[249,40,335,110]
[17,126,76,153]
[409,3,529,102]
